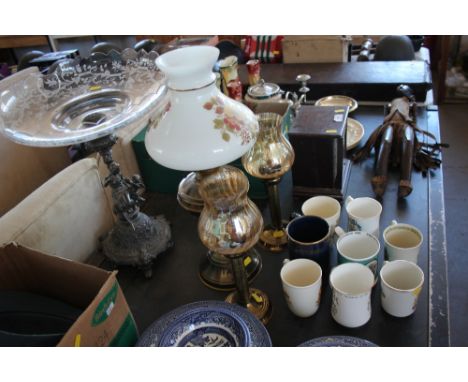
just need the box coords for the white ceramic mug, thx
[345,196,382,238]
[301,196,341,231]
[380,260,424,318]
[383,220,423,264]
[280,258,322,318]
[335,226,380,280]
[329,263,374,328]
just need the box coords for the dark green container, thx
[132,127,189,194]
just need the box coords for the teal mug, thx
[335,226,381,282]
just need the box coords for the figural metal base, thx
[88,134,173,278]
[199,249,262,291]
[102,213,173,278]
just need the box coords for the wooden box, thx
[288,105,350,199]
[282,35,351,64]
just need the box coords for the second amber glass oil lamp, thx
[198,165,272,324]
[242,112,295,252]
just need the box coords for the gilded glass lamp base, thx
[225,288,273,325]
[199,249,262,291]
[177,172,204,214]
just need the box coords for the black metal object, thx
[85,134,173,278]
[239,62,432,102]
[111,106,449,346]
[374,35,415,61]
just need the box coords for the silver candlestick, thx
[296,73,311,103]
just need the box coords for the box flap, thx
[0,243,110,309]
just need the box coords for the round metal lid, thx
[247,79,281,100]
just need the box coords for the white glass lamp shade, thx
[145,46,259,171]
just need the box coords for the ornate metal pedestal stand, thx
[296,74,311,103]
[86,135,173,278]
[177,171,262,291]
[0,49,173,278]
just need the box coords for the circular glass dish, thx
[0,49,167,147]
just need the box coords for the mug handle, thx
[391,220,398,226]
[289,211,303,220]
[345,196,354,208]
[367,260,378,276]
[282,259,290,266]
[334,226,346,238]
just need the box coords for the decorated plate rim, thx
[299,335,378,347]
[346,117,365,150]
[136,300,272,347]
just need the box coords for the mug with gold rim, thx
[286,215,330,273]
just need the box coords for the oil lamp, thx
[198,166,272,323]
[144,46,272,321]
[242,112,295,252]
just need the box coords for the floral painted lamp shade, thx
[145,46,259,171]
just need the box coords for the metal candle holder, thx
[242,113,295,252]
[296,73,311,102]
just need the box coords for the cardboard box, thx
[0,243,138,346]
[282,35,351,64]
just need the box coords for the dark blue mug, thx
[286,216,331,272]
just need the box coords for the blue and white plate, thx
[299,336,378,347]
[137,301,272,347]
